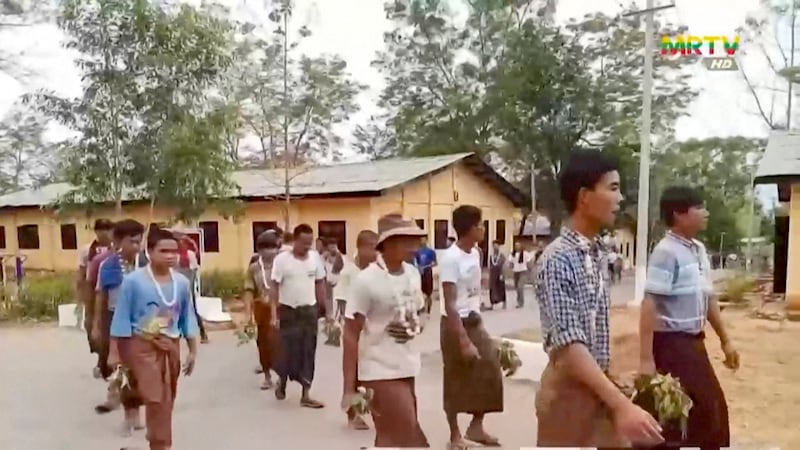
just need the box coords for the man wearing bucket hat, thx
[439,205,503,449]
[342,214,430,448]
[244,230,282,390]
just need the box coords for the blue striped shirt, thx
[644,231,712,334]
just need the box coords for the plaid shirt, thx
[535,227,611,370]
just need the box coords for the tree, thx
[650,137,767,253]
[30,0,240,222]
[352,119,397,159]
[372,0,544,157]
[0,102,54,192]
[737,0,800,130]
[238,0,365,230]
[0,0,52,83]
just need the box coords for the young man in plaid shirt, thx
[534,149,663,447]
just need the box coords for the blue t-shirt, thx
[415,246,436,271]
[109,267,199,339]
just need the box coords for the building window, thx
[17,224,40,250]
[434,220,449,249]
[415,219,425,230]
[495,220,506,244]
[60,224,78,250]
[199,221,220,253]
[252,221,278,252]
[0,226,5,249]
[318,220,347,254]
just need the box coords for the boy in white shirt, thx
[269,224,327,408]
[342,215,429,448]
[439,205,503,449]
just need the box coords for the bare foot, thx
[348,415,369,430]
[446,437,470,450]
[118,422,133,438]
[465,427,500,446]
[260,378,273,390]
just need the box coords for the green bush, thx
[720,276,756,304]
[200,270,244,301]
[0,272,75,322]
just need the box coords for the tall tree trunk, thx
[281,8,291,232]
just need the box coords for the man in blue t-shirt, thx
[414,236,437,313]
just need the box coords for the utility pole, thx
[530,161,536,243]
[626,1,676,304]
[746,166,756,273]
[719,232,726,270]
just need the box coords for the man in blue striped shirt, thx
[641,186,738,449]
[535,149,662,447]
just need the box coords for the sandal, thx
[300,398,325,409]
[446,441,471,450]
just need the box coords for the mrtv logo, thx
[660,35,740,71]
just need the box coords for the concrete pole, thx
[530,161,536,243]
[633,0,656,304]
[746,167,756,273]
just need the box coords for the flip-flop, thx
[300,398,325,409]
[446,441,470,450]
[464,432,501,447]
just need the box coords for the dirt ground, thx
[609,304,800,449]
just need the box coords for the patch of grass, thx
[503,328,542,342]
[0,272,75,322]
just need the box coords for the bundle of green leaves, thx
[234,323,256,346]
[496,339,523,377]
[324,321,342,347]
[348,386,374,418]
[631,373,693,438]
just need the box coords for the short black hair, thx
[256,230,279,250]
[452,205,482,238]
[94,218,114,231]
[293,223,314,239]
[660,186,704,226]
[356,230,378,246]
[448,237,456,242]
[147,227,177,250]
[112,219,144,241]
[558,149,619,213]
[492,239,501,245]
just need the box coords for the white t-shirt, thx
[270,250,326,308]
[333,256,361,301]
[607,251,618,263]
[438,244,482,317]
[346,261,424,381]
[509,250,533,273]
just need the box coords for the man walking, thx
[92,219,147,429]
[534,149,662,447]
[343,215,429,447]
[640,186,737,449]
[336,229,378,431]
[487,240,507,310]
[108,227,199,450]
[244,230,281,390]
[439,205,503,449]
[269,224,327,408]
[78,219,113,352]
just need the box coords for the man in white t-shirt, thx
[509,241,533,308]
[332,230,378,430]
[343,214,429,447]
[439,205,503,448]
[269,224,327,408]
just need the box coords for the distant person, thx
[487,240,507,310]
[509,241,533,308]
[447,236,456,247]
[414,236,437,313]
[640,186,737,449]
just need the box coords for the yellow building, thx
[754,130,799,319]
[0,153,528,273]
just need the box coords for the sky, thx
[0,0,781,203]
